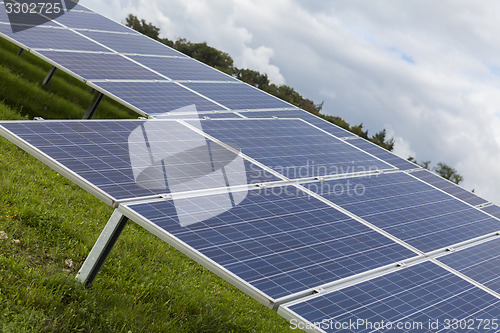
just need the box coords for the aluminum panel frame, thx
[0,123,118,207]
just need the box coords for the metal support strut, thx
[83,92,104,119]
[76,210,129,288]
[42,66,57,87]
[17,48,24,56]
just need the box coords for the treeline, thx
[125,15,464,184]
[408,159,464,185]
[125,14,394,150]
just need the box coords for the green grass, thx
[0,38,137,120]
[0,40,295,332]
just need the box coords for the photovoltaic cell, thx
[128,55,238,82]
[482,204,500,220]
[411,169,488,206]
[348,137,418,170]
[2,2,498,326]
[36,51,163,80]
[305,172,500,252]
[54,10,134,33]
[0,25,107,51]
[80,30,185,57]
[283,261,500,333]
[439,238,500,293]
[239,109,353,138]
[153,112,244,119]
[183,82,293,110]
[0,8,59,26]
[94,81,225,114]
[124,187,415,301]
[189,119,393,179]
[0,120,277,203]
[0,7,10,23]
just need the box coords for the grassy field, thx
[0,39,295,332]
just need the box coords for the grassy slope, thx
[0,41,294,332]
[0,39,137,120]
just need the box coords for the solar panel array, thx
[280,260,500,333]
[0,5,298,118]
[1,4,499,332]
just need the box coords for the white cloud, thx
[319,88,337,101]
[81,0,500,204]
[386,126,416,161]
[240,46,285,85]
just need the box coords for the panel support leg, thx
[83,92,104,119]
[17,48,24,56]
[76,210,128,288]
[42,66,57,87]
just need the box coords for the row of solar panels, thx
[0,7,304,116]
[1,118,499,307]
[1,3,500,332]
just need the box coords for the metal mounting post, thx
[42,66,57,87]
[76,210,129,288]
[17,48,24,56]
[83,92,104,119]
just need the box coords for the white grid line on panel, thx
[294,118,399,171]
[116,203,277,308]
[405,170,499,223]
[433,258,500,300]
[0,124,118,206]
[295,183,424,255]
[238,108,355,138]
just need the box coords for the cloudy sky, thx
[81,0,500,204]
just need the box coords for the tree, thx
[125,14,161,40]
[234,68,270,89]
[124,14,398,151]
[349,123,369,139]
[434,162,464,185]
[408,157,431,169]
[174,39,234,74]
[322,115,351,130]
[371,129,395,151]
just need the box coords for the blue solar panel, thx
[36,51,163,80]
[183,82,293,110]
[153,112,244,119]
[0,25,107,51]
[94,81,225,114]
[411,169,488,206]
[3,3,498,325]
[0,120,278,203]
[482,204,500,220]
[305,172,500,252]
[239,109,353,138]
[0,7,10,23]
[0,7,59,27]
[125,186,415,301]
[284,261,500,333]
[439,238,500,293]
[54,10,134,33]
[128,55,238,82]
[188,119,394,179]
[348,138,418,170]
[80,30,185,57]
